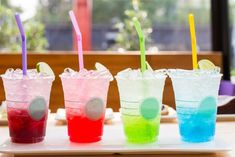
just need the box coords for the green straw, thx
[133,18,146,73]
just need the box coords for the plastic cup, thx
[116,70,166,143]
[168,69,222,143]
[1,70,54,143]
[60,72,111,143]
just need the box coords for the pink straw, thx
[69,10,84,71]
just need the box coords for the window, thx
[229,0,235,69]
[0,0,212,52]
[93,0,211,52]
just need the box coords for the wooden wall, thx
[0,51,222,112]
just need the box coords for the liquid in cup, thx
[60,68,112,143]
[168,69,222,143]
[116,69,166,143]
[1,69,54,143]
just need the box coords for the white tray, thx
[0,122,231,155]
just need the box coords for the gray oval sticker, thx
[85,97,104,121]
[197,96,216,118]
[28,97,47,121]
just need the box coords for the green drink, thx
[116,69,166,143]
[122,114,160,143]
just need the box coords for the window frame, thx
[211,0,231,80]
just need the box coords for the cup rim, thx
[167,69,223,79]
[115,75,167,81]
[59,74,112,81]
[1,74,55,81]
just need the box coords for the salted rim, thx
[59,70,113,81]
[1,74,55,80]
[115,69,167,80]
[167,69,222,79]
[1,69,55,80]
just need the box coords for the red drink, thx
[66,107,105,143]
[7,106,48,143]
[60,68,111,143]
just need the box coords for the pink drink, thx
[60,69,112,143]
[1,69,54,143]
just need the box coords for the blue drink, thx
[177,105,216,142]
[168,69,222,143]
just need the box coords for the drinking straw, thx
[15,13,27,75]
[69,10,84,71]
[133,18,147,73]
[188,13,198,69]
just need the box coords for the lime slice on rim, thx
[145,61,153,71]
[36,62,54,76]
[95,62,113,81]
[198,59,216,70]
[95,62,107,71]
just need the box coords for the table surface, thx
[0,114,234,157]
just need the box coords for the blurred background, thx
[0,0,210,52]
[0,0,234,79]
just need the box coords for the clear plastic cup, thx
[116,69,166,143]
[168,69,222,143]
[1,69,54,143]
[60,69,112,143]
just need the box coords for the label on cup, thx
[140,97,160,120]
[28,97,47,121]
[85,97,104,121]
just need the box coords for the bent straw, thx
[69,10,84,71]
[15,13,27,75]
[133,18,146,73]
[189,14,198,69]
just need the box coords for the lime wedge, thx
[95,62,107,71]
[36,62,54,76]
[145,61,153,72]
[95,62,113,81]
[198,59,216,70]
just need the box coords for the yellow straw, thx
[188,14,198,69]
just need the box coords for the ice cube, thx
[143,70,154,79]
[154,69,167,78]
[14,68,22,73]
[38,72,49,77]
[64,68,75,73]
[96,69,113,81]
[5,68,14,74]
[129,70,139,79]
[76,69,88,78]
[27,69,38,78]
[117,68,131,78]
